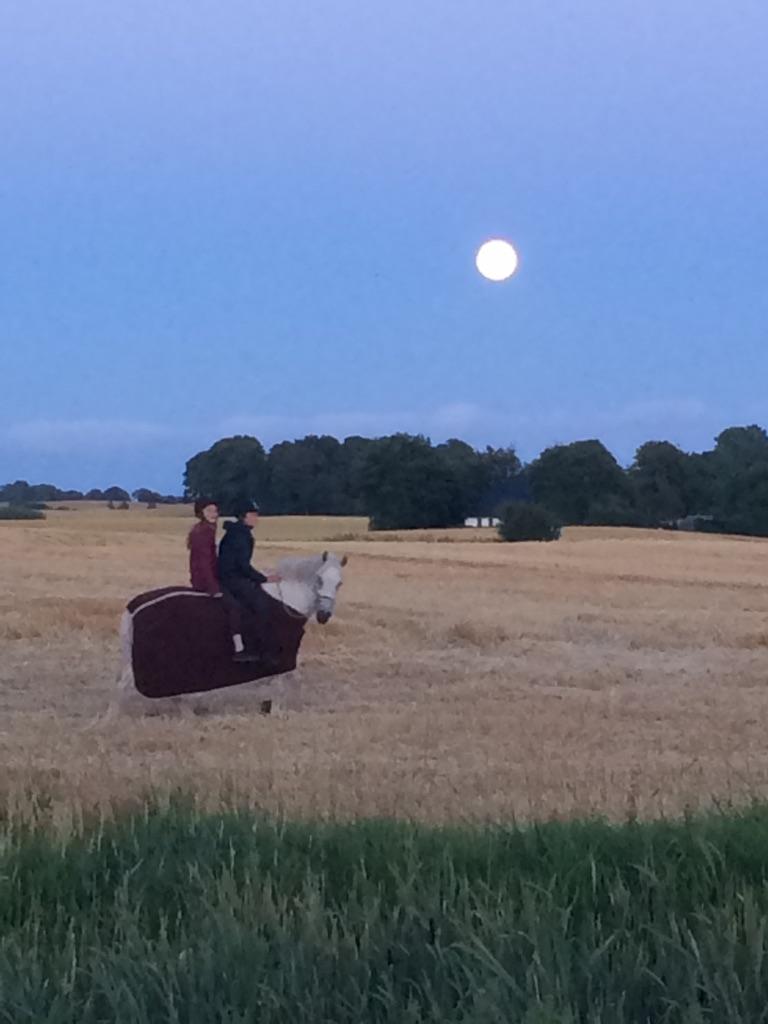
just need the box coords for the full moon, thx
[475,239,519,282]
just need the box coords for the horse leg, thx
[190,696,213,716]
[275,668,303,714]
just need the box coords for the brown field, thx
[2,502,768,824]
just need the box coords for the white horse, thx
[112,551,347,718]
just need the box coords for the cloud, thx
[488,398,717,461]
[589,398,710,428]
[1,397,732,467]
[216,397,727,466]
[218,403,491,445]
[1,418,187,455]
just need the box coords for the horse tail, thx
[114,608,137,705]
[119,609,134,675]
[82,609,136,731]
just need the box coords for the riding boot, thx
[233,641,281,666]
[232,649,263,663]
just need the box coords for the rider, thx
[187,498,221,595]
[187,497,259,661]
[218,500,281,664]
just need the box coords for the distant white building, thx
[464,516,501,528]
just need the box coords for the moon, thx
[475,239,519,282]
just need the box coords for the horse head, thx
[314,551,348,624]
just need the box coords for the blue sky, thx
[1,0,766,491]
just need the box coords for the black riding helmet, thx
[234,500,260,519]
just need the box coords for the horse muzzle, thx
[316,609,332,625]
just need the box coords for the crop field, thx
[2,503,768,823]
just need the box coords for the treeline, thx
[0,482,186,506]
[184,434,522,529]
[5,424,767,536]
[184,424,768,536]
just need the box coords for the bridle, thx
[275,575,325,622]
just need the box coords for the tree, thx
[475,446,525,514]
[103,486,130,502]
[0,480,34,505]
[361,434,471,530]
[29,483,61,503]
[716,461,768,536]
[714,424,768,466]
[711,425,768,536]
[0,506,45,521]
[583,493,647,527]
[266,435,345,514]
[498,502,561,542]
[132,488,162,505]
[628,441,690,523]
[435,439,488,514]
[184,436,267,515]
[339,436,376,515]
[480,446,522,491]
[683,451,718,514]
[0,480,66,506]
[85,489,105,501]
[528,440,634,525]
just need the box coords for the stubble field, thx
[2,503,768,823]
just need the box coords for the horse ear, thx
[322,550,328,562]
[341,555,348,567]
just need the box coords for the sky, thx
[1,0,767,492]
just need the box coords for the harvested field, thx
[2,503,768,822]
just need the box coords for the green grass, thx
[4,800,768,1022]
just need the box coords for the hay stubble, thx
[2,505,768,822]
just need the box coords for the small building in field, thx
[468,477,532,529]
[661,513,716,532]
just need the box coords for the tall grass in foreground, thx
[3,802,768,1022]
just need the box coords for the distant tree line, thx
[184,434,522,529]
[0,482,186,507]
[183,424,768,537]
[5,423,767,537]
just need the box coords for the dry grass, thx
[3,503,768,824]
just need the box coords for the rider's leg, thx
[222,581,271,662]
[220,591,245,654]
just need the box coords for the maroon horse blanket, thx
[126,587,308,699]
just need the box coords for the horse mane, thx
[276,553,336,583]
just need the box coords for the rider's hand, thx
[266,573,281,583]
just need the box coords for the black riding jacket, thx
[217,521,268,585]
